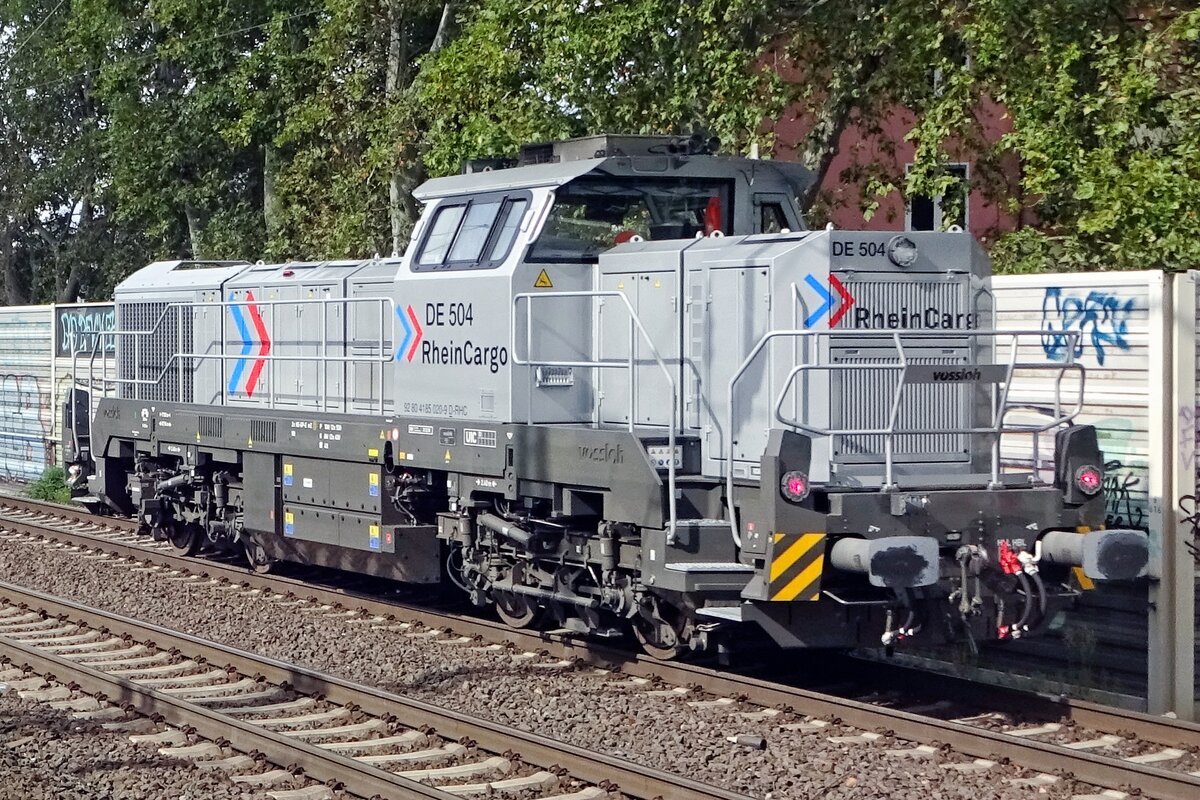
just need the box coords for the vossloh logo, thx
[931,368,983,382]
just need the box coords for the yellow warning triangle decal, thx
[444,450,452,462]
[534,269,553,288]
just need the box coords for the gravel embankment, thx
[0,687,274,800]
[0,535,1109,800]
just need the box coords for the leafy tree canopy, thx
[0,1,1197,304]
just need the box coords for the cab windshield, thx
[528,177,732,263]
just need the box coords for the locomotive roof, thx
[414,159,602,200]
[414,155,813,202]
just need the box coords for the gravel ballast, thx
[0,533,1117,799]
[0,685,276,800]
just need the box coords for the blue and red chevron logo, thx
[228,291,272,397]
[396,304,423,362]
[803,274,855,328]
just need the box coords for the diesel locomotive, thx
[67,134,1149,659]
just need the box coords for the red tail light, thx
[1074,465,1102,496]
[780,471,810,503]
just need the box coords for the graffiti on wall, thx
[1178,405,1200,564]
[0,372,51,480]
[1004,408,1150,531]
[1093,418,1149,531]
[1178,404,1200,477]
[1040,287,1134,366]
[1103,460,1147,531]
[55,305,115,358]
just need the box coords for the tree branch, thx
[431,3,453,54]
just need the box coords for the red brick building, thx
[774,101,1022,245]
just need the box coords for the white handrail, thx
[512,290,679,541]
[69,295,396,452]
[724,327,1086,549]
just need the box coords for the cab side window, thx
[754,193,801,234]
[448,200,502,262]
[760,202,788,234]
[414,194,530,271]
[417,205,466,266]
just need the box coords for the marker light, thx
[780,471,810,503]
[1074,465,1102,496]
[887,236,919,268]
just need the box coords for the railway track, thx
[0,577,744,800]
[2,494,1199,800]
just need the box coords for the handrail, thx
[512,290,679,541]
[69,296,396,453]
[71,342,118,459]
[724,328,1085,548]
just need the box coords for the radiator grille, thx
[116,302,193,402]
[250,419,277,443]
[832,355,971,460]
[198,415,223,438]
[832,276,972,463]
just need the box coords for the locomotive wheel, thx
[632,600,687,660]
[163,523,201,556]
[494,590,542,629]
[244,539,275,574]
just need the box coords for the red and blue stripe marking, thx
[228,291,272,397]
[396,304,422,362]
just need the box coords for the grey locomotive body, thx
[70,135,1148,658]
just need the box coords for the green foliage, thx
[915,2,1200,272]
[418,0,786,176]
[2,0,1200,292]
[24,466,72,504]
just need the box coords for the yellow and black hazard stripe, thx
[768,532,826,601]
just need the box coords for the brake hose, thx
[1026,570,1049,629]
[1011,571,1035,633]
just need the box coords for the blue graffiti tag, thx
[1040,287,1133,366]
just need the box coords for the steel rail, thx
[0,577,749,800]
[2,496,1194,739]
[0,637,447,800]
[3,496,1199,798]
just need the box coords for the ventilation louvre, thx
[198,415,223,438]
[831,277,973,464]
[116,301,193,402]
[250,419,277,443]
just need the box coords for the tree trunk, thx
[431,3,453,53]
[1,221,31,305]
[56,193,92,303]
[58,263,83,304]
[797,58,878,213]
[799,102,851,211]
[387,0,406,257]
[264,144,282,242]
[1,221,15,304]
